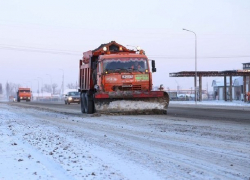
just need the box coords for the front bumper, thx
[95,91,166,99]
[20,97,31,100]
[67,98,80,103]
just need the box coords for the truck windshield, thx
[20,90,30,93]
[103,58,148,73]
[68,92,80,96]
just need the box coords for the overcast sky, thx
[1,0,250,93]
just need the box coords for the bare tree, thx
[66,82,78,89]
[42,84,52,93]
[6,82,10,98]
[5,82,19,98]
[52,83,58,95]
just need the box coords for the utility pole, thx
[183,28,197,104]
[37,77,43,100]
[34,79,39,100]
[59,69,64,99]
[46,74,53,101]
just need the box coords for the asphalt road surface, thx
[6,101,250,123]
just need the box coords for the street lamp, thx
[37,77,43,99]
[59,69,64,97]
[183,28,197,104]
[46,74,53,93]
[46,74,53,101]
[34,79,39,100]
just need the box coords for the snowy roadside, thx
[0,103,161,180]
[169,100,250,110]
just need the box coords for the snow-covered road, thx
[0,102,249,180]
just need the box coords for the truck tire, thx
[85,93,94,114]
[80,93,86,113]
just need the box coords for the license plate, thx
[122,75,133,79]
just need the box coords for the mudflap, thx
[94,92,169,115]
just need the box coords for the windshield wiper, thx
[115,68,122,72]
[115,68,134,74]
[133,69,144,73]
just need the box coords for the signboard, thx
[121,75,133,79]
[135,74,149,81]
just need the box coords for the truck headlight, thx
[20,97,23,99]
[68,97,72,100]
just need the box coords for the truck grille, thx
[112,84,142,91]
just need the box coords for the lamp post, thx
[46,74,53,92]
[34,79,39,100]
[59,69,64,98]
[46,74,53,101]
[183,28,197,104]
[37,77,43,100]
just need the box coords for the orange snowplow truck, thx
[79,41,169,114]
[17,88,32,102]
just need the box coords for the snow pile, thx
[96,100,165,111]
[170,100,250,107]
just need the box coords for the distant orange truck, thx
[17,88,32,102]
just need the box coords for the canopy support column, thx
[199,75,202,101]
[224,75,227,101]
[243,75,247,102]
[229,75,232,102]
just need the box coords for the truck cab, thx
[17,88,32,102]
[95,54,152,93]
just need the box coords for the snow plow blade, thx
[94,91,169,115]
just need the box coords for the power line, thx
[0,45,81,56]
[147,55,250,59]
[1,45,250,59]
[0,44,81,53]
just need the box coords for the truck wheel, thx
[80,93,86,113]
[85,94,94,114]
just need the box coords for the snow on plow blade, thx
[94,91,169,114]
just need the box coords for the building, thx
[212,63,250,101]
[170,62,250,102]
[212,77,243,100]
[243,62,250,70]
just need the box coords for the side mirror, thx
[151,60,156,72]
[65,94,68,97]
